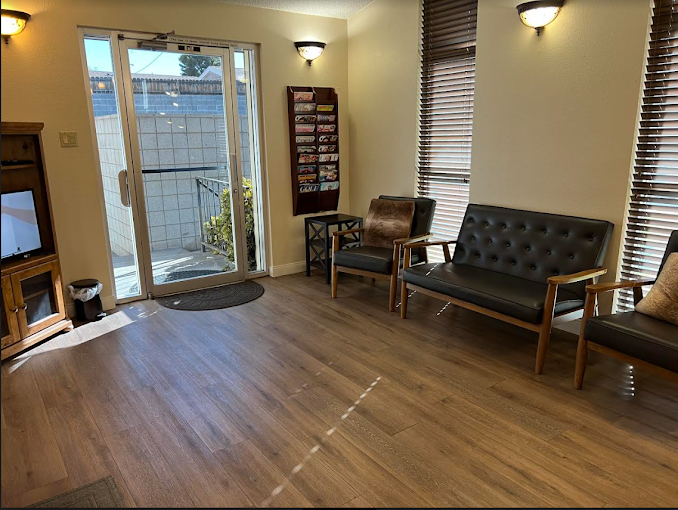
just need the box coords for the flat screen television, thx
[1,190,43,260]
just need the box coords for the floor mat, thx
[156,280,264,310]
[29,477,125,508]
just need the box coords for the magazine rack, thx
[287,86,340,215]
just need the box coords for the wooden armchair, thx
[574,231,678,389]
[331,197,436,311]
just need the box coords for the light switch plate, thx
[59,131,78,148]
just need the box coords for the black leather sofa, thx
[575,230,678,388]
[400,204,614,374]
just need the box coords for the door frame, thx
[118,35,247,297]
[79,28,271,302]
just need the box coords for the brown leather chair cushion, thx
[585,311,678,372]
[363,199,415,249]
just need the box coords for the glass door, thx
[118,39,246,296]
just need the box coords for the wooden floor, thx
[2,273,677,508]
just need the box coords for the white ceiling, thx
[217,0,375,19]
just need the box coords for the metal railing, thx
[196,176,231,256]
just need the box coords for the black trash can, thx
[70,279,106,322]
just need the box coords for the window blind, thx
[418,0,478,244]
[618,0,678,310]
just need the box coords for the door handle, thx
[118,169,131,207]
[21,303,27,311]
[12,306,18,313]
[229,154,238,195]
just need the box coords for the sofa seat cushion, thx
[585,311,678,372]
[403,262,583,324]
[334,246,421,275]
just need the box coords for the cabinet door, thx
[11,261,66,338]
[1,276,21,349]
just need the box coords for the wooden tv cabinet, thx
[1,122,72,360]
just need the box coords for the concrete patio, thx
[112,247,234,298]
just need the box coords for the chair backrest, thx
[378,196,436,238]
[658,230,678,275]
[363,198,415,249]
[452,204,614,298]
[379,195,436,261]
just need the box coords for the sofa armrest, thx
[585,279,655,294]
[393,233,433,245]
[404,239,456,263]
[403,239,456,249]
[547,268,607,286]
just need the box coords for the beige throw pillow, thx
[635,252,678,325]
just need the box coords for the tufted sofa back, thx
[452,204,613,298]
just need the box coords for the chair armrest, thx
[393,233,433,245]
[403,239,457,250]
[333,228,364,237]
[547,268,607,285]
[586,279,655,294]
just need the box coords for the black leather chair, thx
[400,204,614,374]
[332,196,436,311]
[574,230,678,389]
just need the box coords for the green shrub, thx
[203,178,257,271]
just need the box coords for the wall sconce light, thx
[1,9,30,44]
[517,1,563,36]
[295,41,325,66]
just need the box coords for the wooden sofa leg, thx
[574,292,596,389]
[400,282,409,318]
[535,327,552,375]
[389,245,400,312]
[574,338,588,389]
[331,264,338,298]
[389,273,397,312]
[400,247,411,318]
[535,283,558,374]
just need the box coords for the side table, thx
[305,214,363,284]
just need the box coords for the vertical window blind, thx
[619,0,678,310]
[418,0,478,243]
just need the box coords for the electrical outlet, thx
[59,131,78,148]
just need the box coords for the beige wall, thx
[347,0,651,310]
[347,0,420,218]
[472,0,650,302]
[0,0,349,309]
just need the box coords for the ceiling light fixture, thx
[517,1,563,36]
[1,9,30,44]
[295,41,325,66]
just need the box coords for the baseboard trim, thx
[270,261,306,277]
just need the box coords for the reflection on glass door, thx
[121,43,244,294]
[84,37,144,300]
[234,49,266,273]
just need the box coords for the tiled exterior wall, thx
[93,84,253,256]
[94,114,136,256]
[138,113,229,252]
